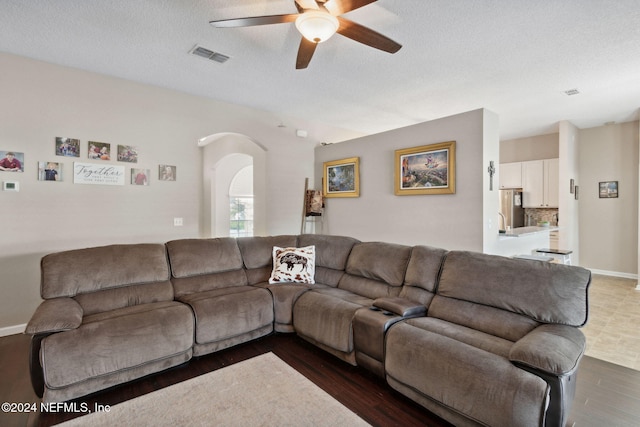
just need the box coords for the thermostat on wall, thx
[3,181,19,191]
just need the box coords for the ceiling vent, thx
[564,88,580,96]
[190,45,230,64]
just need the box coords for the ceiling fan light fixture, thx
[295,10,339,43]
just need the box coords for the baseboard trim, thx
[583,268,640,290]
[0,324,26,337]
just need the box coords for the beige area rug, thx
[58,352,370,426]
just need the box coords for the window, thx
[229,166,253,237]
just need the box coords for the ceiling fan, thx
[209,0,402,69]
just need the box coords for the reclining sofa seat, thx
[237,234,360,333]
[293,241,412,365]
[25,244,194,403]
[385,250,591,427]
[166,238,273,356]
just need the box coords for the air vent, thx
[190,45,230,64]
[564,88,580,96]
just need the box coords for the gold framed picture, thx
[395,141,456,195]
[323,157,360,198]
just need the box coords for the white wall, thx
[558,121,581,266]
[315,109,500,250]
[579,121,639,275]
[0,52,359,330]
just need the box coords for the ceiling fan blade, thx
[296,37,318,69]
[336,17,401,53]
[295,0,320,11]
[324,0,377,16]
[210,14,299,28]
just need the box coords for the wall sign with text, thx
[73,162,125,186]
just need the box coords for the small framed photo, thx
[323,157,360,198]
[38,161,63,181]
[88,141,111,161]
[599,181,618,198]
[118,145,139,163]
[131,168,150,186]
[159,164,176,181]
[0,150,25,172]
[55,137,80,157]
[395,141,456,195]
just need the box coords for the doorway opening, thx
[229,166,253,237]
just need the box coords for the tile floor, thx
[582,274,640,371]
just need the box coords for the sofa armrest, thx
[25,298,83,335]
[509,323,586,376]
[373,297,426,318]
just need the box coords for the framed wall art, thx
[118,145,138,163]
[395,141,456,195]
[38,161,63,181]
[131,168,150,186]
[599,181,618,198]
[55,137,80,157]
[323,157,360,198]
[0,150,24,172]
[159,164,176,181]
[88,141,111,161]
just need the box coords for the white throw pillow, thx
[269,246,316,284]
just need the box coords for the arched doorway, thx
[200,133,266,237]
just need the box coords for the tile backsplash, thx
[525,208,559,226]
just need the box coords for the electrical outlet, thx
[173,217,183,226]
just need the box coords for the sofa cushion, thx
[438,251,591,326]
[427,295,540,342]
[166,238,243,278]
[399,245,447,306]
[237,235,298,270]
[237,235,298,284]
[386,322,550,427]
[298,234,359,271]
[171,270,248,298]
[25,298,83,335]
[345,242,412,287]
[402,317,514,358]
[293,291,370,354]
[41,244,170,299]
[41,301,194,389]
[338,275,402,300]
[298,234,360,287]
[74,281,174,316]
[269,246,316,284]
[178,286,273,345]
[510,324,586,375]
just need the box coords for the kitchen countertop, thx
[500,226,559,238]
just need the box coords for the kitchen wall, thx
[579,121,639,276]
[500,133,559,163]
[0,52,361,332]
[314,109,500,252]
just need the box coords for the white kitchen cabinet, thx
[499,162,522,188]
[522,158,559,208]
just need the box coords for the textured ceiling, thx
[1,0,639,142]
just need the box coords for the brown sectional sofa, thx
[25,234,591,427]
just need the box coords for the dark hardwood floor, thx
[1,332,639,427]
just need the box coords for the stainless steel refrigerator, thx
[499,189,525,230]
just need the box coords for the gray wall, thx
[579,121,639,275]
[315,109,498,251]
[0,53,359,331]
[500,133,559,163]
